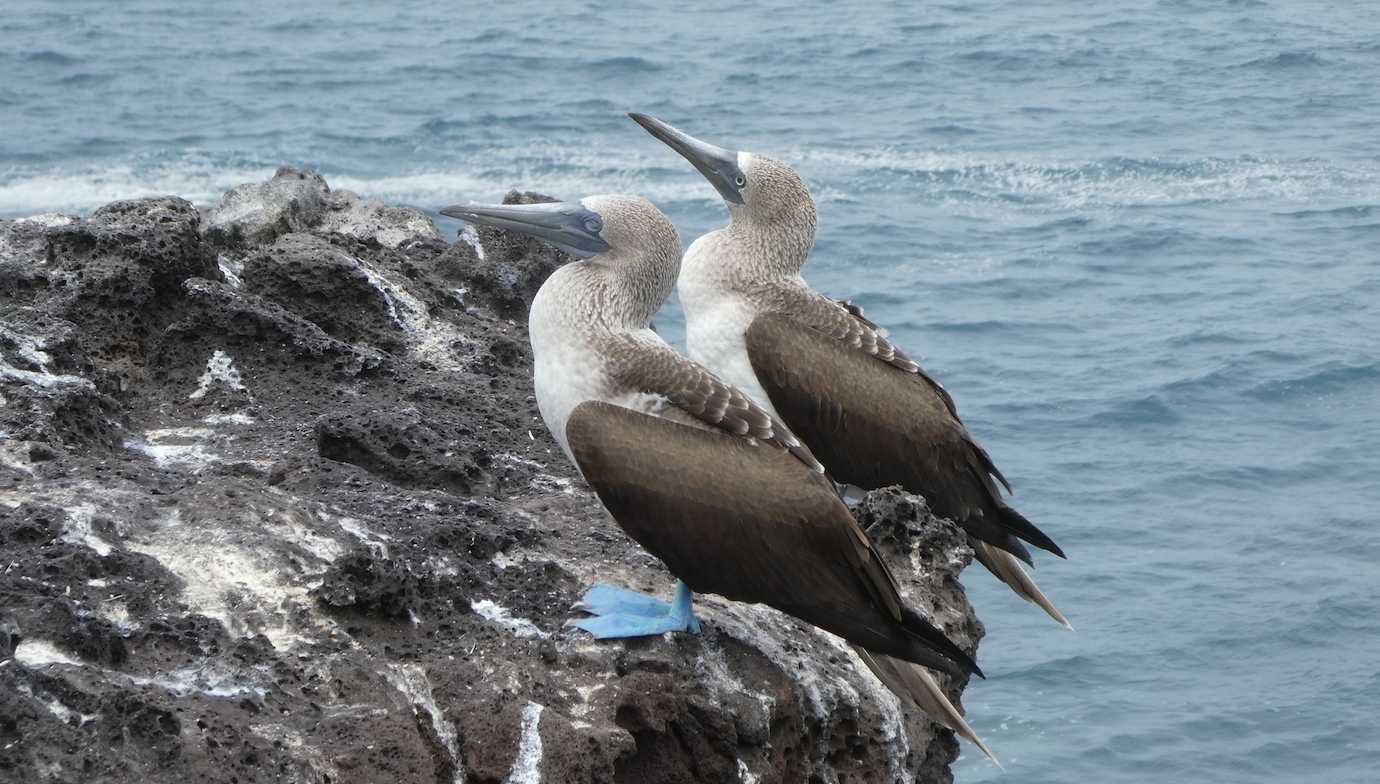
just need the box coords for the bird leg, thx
[570,580,701,638]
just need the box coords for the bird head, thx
[629,113,815,231]
[440,194,681,322]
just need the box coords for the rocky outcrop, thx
[0,171,984,784]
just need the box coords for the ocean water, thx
[4,1,1379,781]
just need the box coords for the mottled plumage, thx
[451,191,980,678]
[631,115,1067,632]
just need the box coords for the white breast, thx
[530,279,675,463]
[677,234,783,421]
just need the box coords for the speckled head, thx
[441,193,681,326]
[629,113,816,234]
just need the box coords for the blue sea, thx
[4,1,1379,781]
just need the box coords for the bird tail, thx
[973,538,1073,630]
[996,503,1066,559]
[855,646,1001,767]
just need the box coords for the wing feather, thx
[565,401,979,676]
[603,334,823,472]
[745,310,1063,560]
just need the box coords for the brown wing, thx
[800,292,971,427]
[603,335,823,472]
[746,312,1063,561]
[565,401,979,677]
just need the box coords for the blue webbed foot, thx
[571,581,700,638]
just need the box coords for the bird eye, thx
[734,175,747,188]
[584,217,602,233]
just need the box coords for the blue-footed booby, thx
[438,194,998,762]
[630,113,1072,630]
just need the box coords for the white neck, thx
[528,260,671,463]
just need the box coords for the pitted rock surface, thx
[1,170,984,784]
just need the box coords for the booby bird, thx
[438,194,998,761]
[630,113,1072,629]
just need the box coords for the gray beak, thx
[629,113,745,205]
[438,201,611,258]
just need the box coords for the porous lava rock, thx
[0,171,985,784]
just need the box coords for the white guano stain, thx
[14,640,82,668]
[189,350,246,400]
[202,412,255,426]
[0,439,35,475]
[459,224,486,260]
[386,664,465,784]
[249,724,339,779]
[470,599,548,639]
[16,683,98,726]
[217,253,244,288]
[62,503,113,557]
[123,507,340,650]
[336,515,391,558]
[0,326,93,389]
[343,248,472,371]
[503,702,545,784]
[123,427,221,471]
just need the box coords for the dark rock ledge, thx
[0,168,983,784]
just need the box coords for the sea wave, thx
[0,160,278,217]
[0,154,725,218]
[3,146,1378,220]
[792,150,1380,211]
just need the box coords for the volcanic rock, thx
[0,170,985,784]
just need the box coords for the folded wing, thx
[745,310,1064,561]
[565,400,979,677]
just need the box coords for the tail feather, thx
[974,538,1074,630]
[997,504,1065,559]
[856,647,1001,767]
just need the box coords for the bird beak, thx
[438,201,611,258]
[629,113,746,205]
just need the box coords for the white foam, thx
[793,147,1380,212]
[503,702,545,784]
[737,759,759,784]
[0,157,277,216]
[5,144,1377,225]
[0,148,716,218]
[189,350,246,400]
[470,599,548,639]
